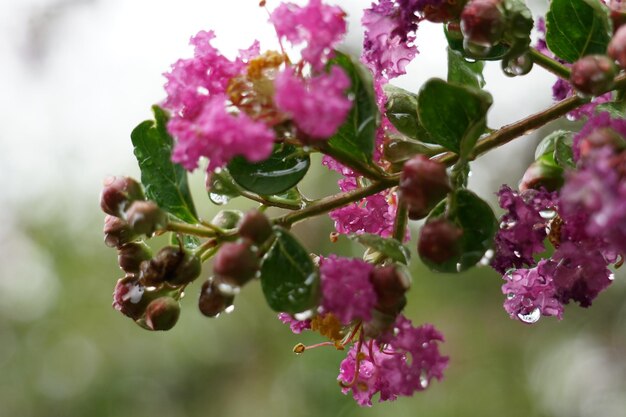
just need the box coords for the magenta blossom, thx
[338,316,448,406]
[278,313,312,334]
[169,94,275,172]
[270,0,346,69]
[274,66,352,139]
[320,255,377,324]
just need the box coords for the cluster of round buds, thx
[569,55,617,97]
[198,210,273,317]
[399,155,451,220]
[101,176,167,248]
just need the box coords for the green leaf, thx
[534,130,575,169]
[228,144,310,196]
[260,227,320,314]
[324,51,379,167]
[417,78,492,157]
[546,0,611,63]
[130,106,198,223]
[447,48,485,89]
[349,233,410,265]
[384,85,433,142]
[423,189,497,273]
[595,101,626,118]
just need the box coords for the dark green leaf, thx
[324,51,379,167]
[447,48,485,89]
[228,144,310,196]
[417,78,492,156]
[130,106,197,223]
[260,227,320,314]
[384,85,433,142]
[349,233,410,265]
[423,189,497,273]
[546,0,611,63]
[534,130,575,169]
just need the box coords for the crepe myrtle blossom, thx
[338,316,448,406]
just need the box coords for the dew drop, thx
[479,249,494,266]
[224,305,235,314]
[507,292,515,300]
[294,309,315,321]
[419,371,429,389]
[209,193,230,205]
[539,209,556,220]
[609,273,615,281]
[463,39,492,57]
[517,307,541,324]
[500,220,517,229]
[456,263,462,272]
[217,282,240,296]
[513,250,521,258]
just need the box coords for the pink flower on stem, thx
[278,313,312,334]
[274,66,352,139]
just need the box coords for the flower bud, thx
[570,55,617,96]
[125,200,167,236]
[609,25,626,68]
[399,155,451,220]
[518,160,564,192]
[117,242,152,274]
[211,210,243,230]
[103,215,138,248]
[213,240,259,287]
[198,278,234,317]
[610,0,626,31]
[100,176,144,217]
[579,127,626,160]
[370,265,411,315]
[418,219,463,265]
[238,210,273,245]
[144,297,180,331]
[140,246,201,287]
[420,0,467,23]
[112,276,148,320]
[460,0,505,47]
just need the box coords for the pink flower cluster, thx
[338,316,448,406]
[494,113,626,323]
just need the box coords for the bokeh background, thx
[1,0,625,416]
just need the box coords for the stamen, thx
[292,341,335,354]
[338,334,366,389]
[615,254,624,269]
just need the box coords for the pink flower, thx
[329,193,396,237]
[362,0,418,80]
[169,94,275,172]
[274,66,352,139]
[320,255,377,324]
[278,313,311,334]
[270,0,347,69]
[338,316,448,406]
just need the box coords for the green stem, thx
[167,221,216,238]
[392,196,408,242]
[274,180,394,226]
[528,48,571,80]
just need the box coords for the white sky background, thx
[0,0,554,216]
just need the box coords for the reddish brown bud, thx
[104,215,139,248]
[370,266,411,315]
[144,297,180,331]
[140,246,201,287]
[238,210,273,245]
[198,278,234,317]
[117,242,152,274]
[518,160,564,192]
[460,0,505,47]
[213,241,259,287]
[609,25,626,68]
[112,276,149,320]
[579,127,626,160]
[418,219,463,264]
[125,200,167,236]
[100,176,144,217]
[399,155,451,220]
[421,0,467,23]
[570,55,617,96]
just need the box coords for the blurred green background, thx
[1,1,625,416]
